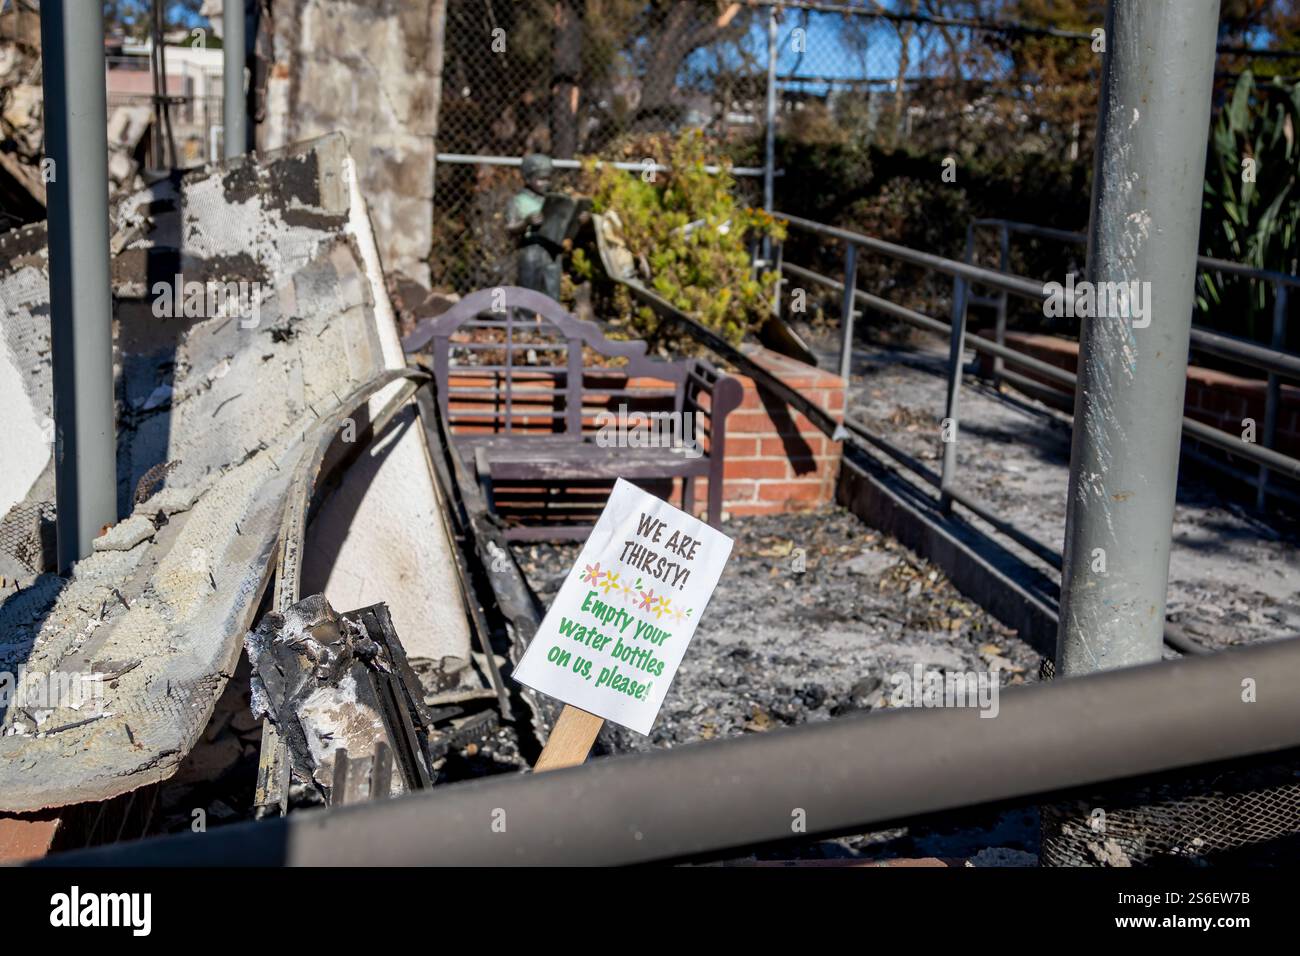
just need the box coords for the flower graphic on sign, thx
[655,595,672,620]
[600,571,620,595]
[638,588,656,611]
[580,563,604,586]
[621,581,636,603]
[672,606,686,624]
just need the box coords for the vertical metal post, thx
[993,222,1010,388]
[838,242,858,383]
[1257,283,1287,510]
[770,239,784,318]
[762,2,778,261]
[939,224,974,511]
[1056,0,1221,676]
[40,0,118,570]
[222,0,246,158]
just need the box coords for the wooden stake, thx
[533,705,604,772]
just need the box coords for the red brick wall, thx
[445,345,845,520]
[975,330,1300,456]
[687,346,844,517]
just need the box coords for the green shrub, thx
[580,129,785,351]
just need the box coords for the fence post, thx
[994,222,1010,388]
[762,2,778,263]
[939,224,975,512]
[839,242,858,383]
[39,0,119,571]
[223,0,246,158]
[1056,0,1221,677]
[771,239,785,318]
[1257,283,1288,510]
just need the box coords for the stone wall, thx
[255,0,443,287]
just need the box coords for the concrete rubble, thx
[0,131,470,812]
[0,1,152,225]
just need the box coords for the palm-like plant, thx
[1199,70,1300,347]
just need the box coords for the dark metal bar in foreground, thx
[43,637,1300,866]
[39,1,117,570]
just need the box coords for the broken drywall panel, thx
[0,232,53,513]
[297,157,472,664]
[0,133,471,812]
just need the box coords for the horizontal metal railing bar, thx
[780,260,1300,481]
[782,262,1077,388]
[45,636,1300,866]
[785,214,1300,376]
[973,217,1300,289]
[435,152,769,178]
[779,212,1049,299]
[1185,325,1300,379]
[1182,415,1300,478]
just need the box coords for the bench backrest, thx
[405,287,742,451]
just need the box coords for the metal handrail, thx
[776,213,1300,512]
[967,215,1298,508]
[779,211,1049,299]
[973,217,1300,290]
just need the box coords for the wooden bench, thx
[403,287,742,541]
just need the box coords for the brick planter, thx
[681,346,844,517]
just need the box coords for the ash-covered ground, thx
[831,333,1300,651]
[510,506,1042,863]
[515,507,1036,750]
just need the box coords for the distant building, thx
[105,34,225,167]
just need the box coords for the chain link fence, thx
[430,1,1086,293]
[433,1,1296,296]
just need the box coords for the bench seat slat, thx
[478,440,710,481]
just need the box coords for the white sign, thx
[512,478,733,734]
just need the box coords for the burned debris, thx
[246,596,435,806]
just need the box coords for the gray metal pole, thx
[838,241,858,382]
[43,636,1300,867]
[40,0,118,571]
[939,223,974,511]
[1056,0,1221,676]
[1257,283,1286,510]
[222,0,246,158]
[762,3,777,223]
